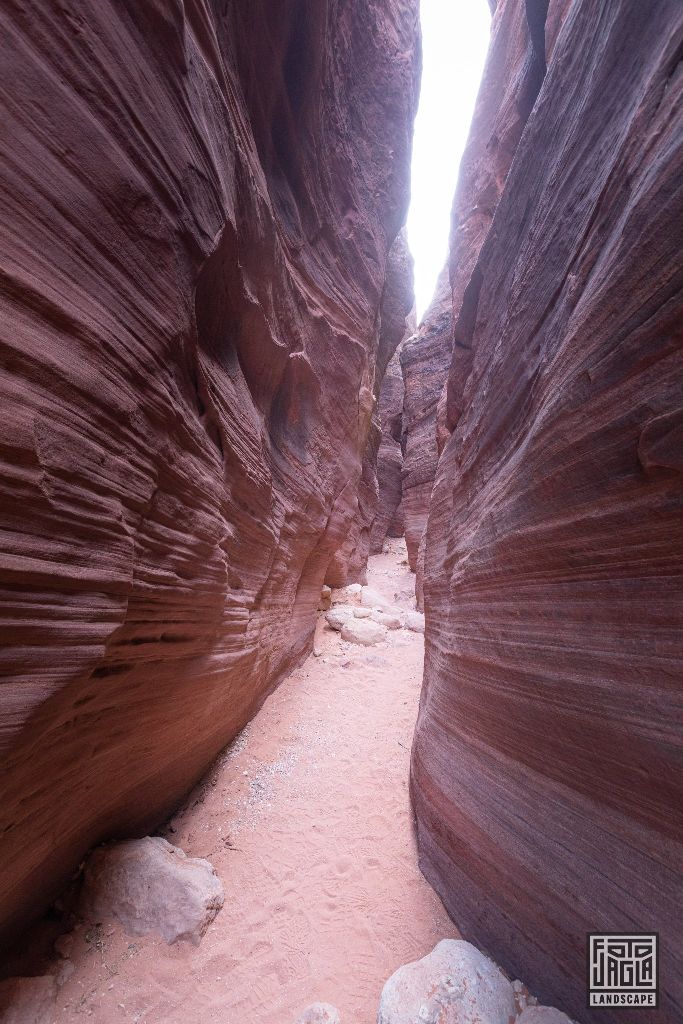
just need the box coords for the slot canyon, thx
[0,1,681,1023]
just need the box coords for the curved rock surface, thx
[0,0,420,944]
[413,2,683,1023]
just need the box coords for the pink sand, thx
[46,539,457,1023]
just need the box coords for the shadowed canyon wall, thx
[400,0,569,610]
[368,329,411,557]
[0,0,420,944]
[448,0,570,343]
[400,268,451,608]
[326,231,414,584]
[412,2,683,1023]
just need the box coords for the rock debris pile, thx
[325,584,424,645]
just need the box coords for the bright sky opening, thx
[408,1,491,321]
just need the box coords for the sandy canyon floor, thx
[40,538,457,1024]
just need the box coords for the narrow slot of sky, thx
[408,1,491,320]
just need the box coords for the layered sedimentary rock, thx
[448,0,569,336]
[402,0,570,607]
[400,269,451,605]
[368,349,404,553]
[326,231,414,583]
[368,312,414,555]
[413,2,683,1023]
[448,0,571,432]
[0,0,419,944]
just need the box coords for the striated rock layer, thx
[369,306,415,556]
[413,2,683,1023]
[401,0,570,609]
[368,348,405,554]
[326,231,414,584]
[448,0,570,338]
[400,269,451,606]
[448,0,564,425]
[0,0,420,944]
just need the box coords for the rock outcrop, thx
[412,3,683,1024]
[0,0,420,944]
[448,0,570,343]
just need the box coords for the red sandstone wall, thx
[326,230,414,584]
[401,0,567,608]
[0,0,420,944]
[400,270,451,606]
[369,336,410,556]
[412,2,683,1022]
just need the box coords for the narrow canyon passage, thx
[44,540,455,1024]
[2,2,681,1022]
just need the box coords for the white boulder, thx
[325,605,355,631]
[331,584,361,605]
[80,836,224,945]
[377,939,516,1024]
[295,1004,341,1024]
[371,609,402,630]
[403,611,425,633]
[340,618,387,646]
[360,586,392,611]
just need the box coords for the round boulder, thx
[80,836,224,945]
[377,939,516,1024]
[403,611,425,633]
[371,609,402,629]
[340,618,387,646]
[295,1004,341,1024]
[325,605,355,631]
